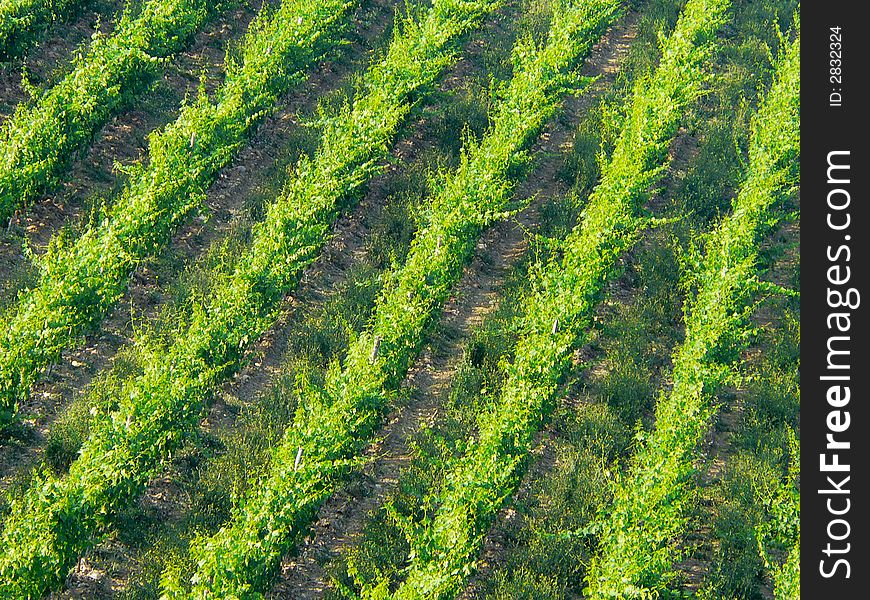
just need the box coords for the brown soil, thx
[269,152,537,600]
[0,0,125,307]
[50,3,539,596]
[674,213,799,597]
[0,1,264,289]
[453,13,749,597]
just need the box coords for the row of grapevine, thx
[169,0,622,596]
[584,22,800,598]
[756,429,800,598]
[0,0,219,221]
[0,0,89,59]
[380,0,729,597]
[0,0,505,595]
[0,0,358,428]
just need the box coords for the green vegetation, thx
[383,0,728,597]
[0,0,510,595]
[168,1,620,596]
[755,430,800,598]
[585,21,800,597]
[696,299,800,598]
[0,0,366,594]
[0,0,90,59]
[118,171,430,597]
[0,0,357,429]
[0,0,220,221]
[0,0,803,597]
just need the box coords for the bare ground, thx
[47,2,540,596]
[453,14,756,597]
[269,147,537,600]
[39,0,406,595]
[0,0,263,293]
[106,6,528,596]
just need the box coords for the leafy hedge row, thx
[585,21,800,598]
[0,0,218,221]
[171,1,621,596]
[0,0,89,59]
[0,0,365,594]
[0,0,357,428]
[0,0,507,596]
[384,0,729,597]
[756,429,800,599]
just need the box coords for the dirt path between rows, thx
[0,0,263,490]
[450,13,650,599]
[268,10,643,599]
[0,0,267,485]
[0,0,125,308]
[107,5,525,596]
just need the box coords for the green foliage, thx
[42,395,93,472]
[585,19,799,598]
[482,404,628,600]
[425,84,492,159]
[62,186,421,596]
[384,2,726,598]
[560,0,682,190]
[596,232,684,427]
[365,178,427,270]
[328,281,529,598]
[0,0,364,595]
[698,298,799,599]
[488,568,566,599]
[329,503,415,599]
[0,2,805,599]
[678,120,746,221]
[676,0,799,224]
[0,0,89,59]
[0,0,505,595]
[559,111,605,193]
[0,0,219,221]
[168,1,621,595]
[755,430,800,599]
[698,454,776,599]
[382,0,735,596]
[616,0,682,92]
[0,0,356,428]
[478,49,748,589]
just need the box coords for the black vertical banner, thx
[803,2,869,597]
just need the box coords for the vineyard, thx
[0,0,799,598]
